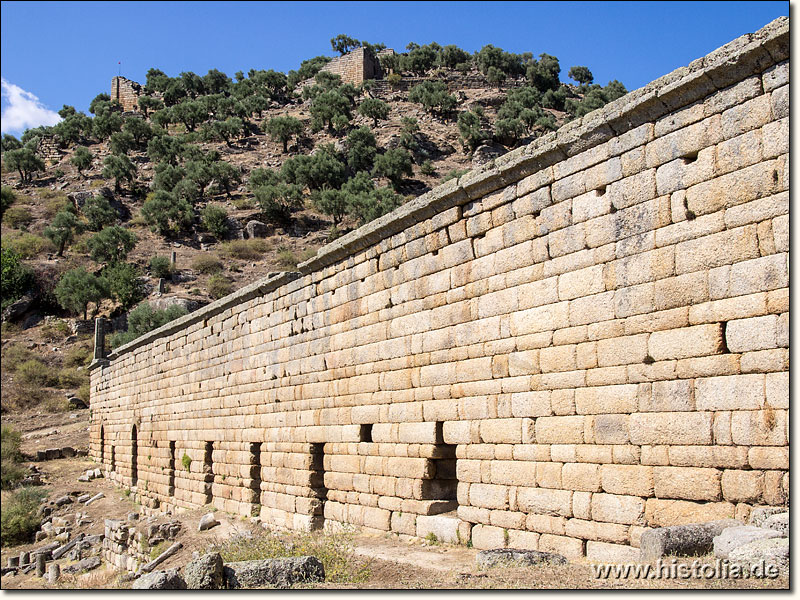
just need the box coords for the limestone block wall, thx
[111,76,143,112]
[320,47,382,85]
[90,18,788,560]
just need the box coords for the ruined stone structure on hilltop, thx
[111,76,143,112]
[319,47,384,85]
[89,18,789,561]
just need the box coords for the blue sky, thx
[0,1,788,135]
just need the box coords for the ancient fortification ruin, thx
[89,18,788,561]
[319,47,385,85]
[111,76,144,112]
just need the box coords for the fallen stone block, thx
[639,519,742,561]
[748,506,786,527]
[45,448,61,461]
[139,542,182,574]
[728,537,789,572]
[85,492,105,506]
[77,494,92,504]
[61,447,76,458]
[198,513,219,532]
[761,513,788,537]
[476,548,568,569]
[713,526,782,559]
[132,569,186,590]
[224,556,325,589]
[184,552,224,590]
[77,475,90,483]
[53,533,84,560]
[46,563,60,583]
[62,557,101,575]
[54,495,73,507]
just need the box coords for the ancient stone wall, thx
[35,135,63,164]
[111,76,143,112]
[90,18,789,561]
[320,47,382,85]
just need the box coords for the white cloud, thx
[1,78,62,135]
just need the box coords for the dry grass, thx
[210,526,371,585]
[218,238,269,260]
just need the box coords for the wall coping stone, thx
[97,16,787,366]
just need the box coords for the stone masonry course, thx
[90,18,788,561]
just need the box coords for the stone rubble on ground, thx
[476,548,568,568]
[712,525,782,559]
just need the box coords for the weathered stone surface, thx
[184,552,224,590]
[761,512,788,537]
[728,537,788,571]
[476,548,568,568]
[62,557,101,574]
[223,556,325,589]
[2,295,33,322]
[639,519,742,561]
[748,506,786,527]
[713,525,781,559]
[132,569,187,590]
[198,513,219,532]
[244,220,271,239]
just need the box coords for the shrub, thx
[3,205,32,229]
[109,302,189,348]
[82,195,118,231]
[264,116,304,153]
[15,359,59,387]
[1,247,33,310]
[218,239,268,260]
[372,148,413,190]
[191,254,223,274]
[63,343,92,368]
[408,81,457,116]
[3,232,55,258]
[1,487,48,546]
[44,207,84,256]
[1,344,36,371]
[207,274,233,299]
[443,168,469,182]
[87,226,137,264]
[70,145,93,176]
[57,367,87,389]
[1,185,14,218]
[54,267,106,320]
[420,160,436,176]
[40,319,70,342]
[201,204,229,238]
[103,261,143,309]
[358,98,389,127]
[386,73,402,88]
[181,453,192,470]
[149,255,173,279]
[1,424,25,490]
[141,191,194,236]
[276,246,298,269]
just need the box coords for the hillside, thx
[0,40,626,438]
